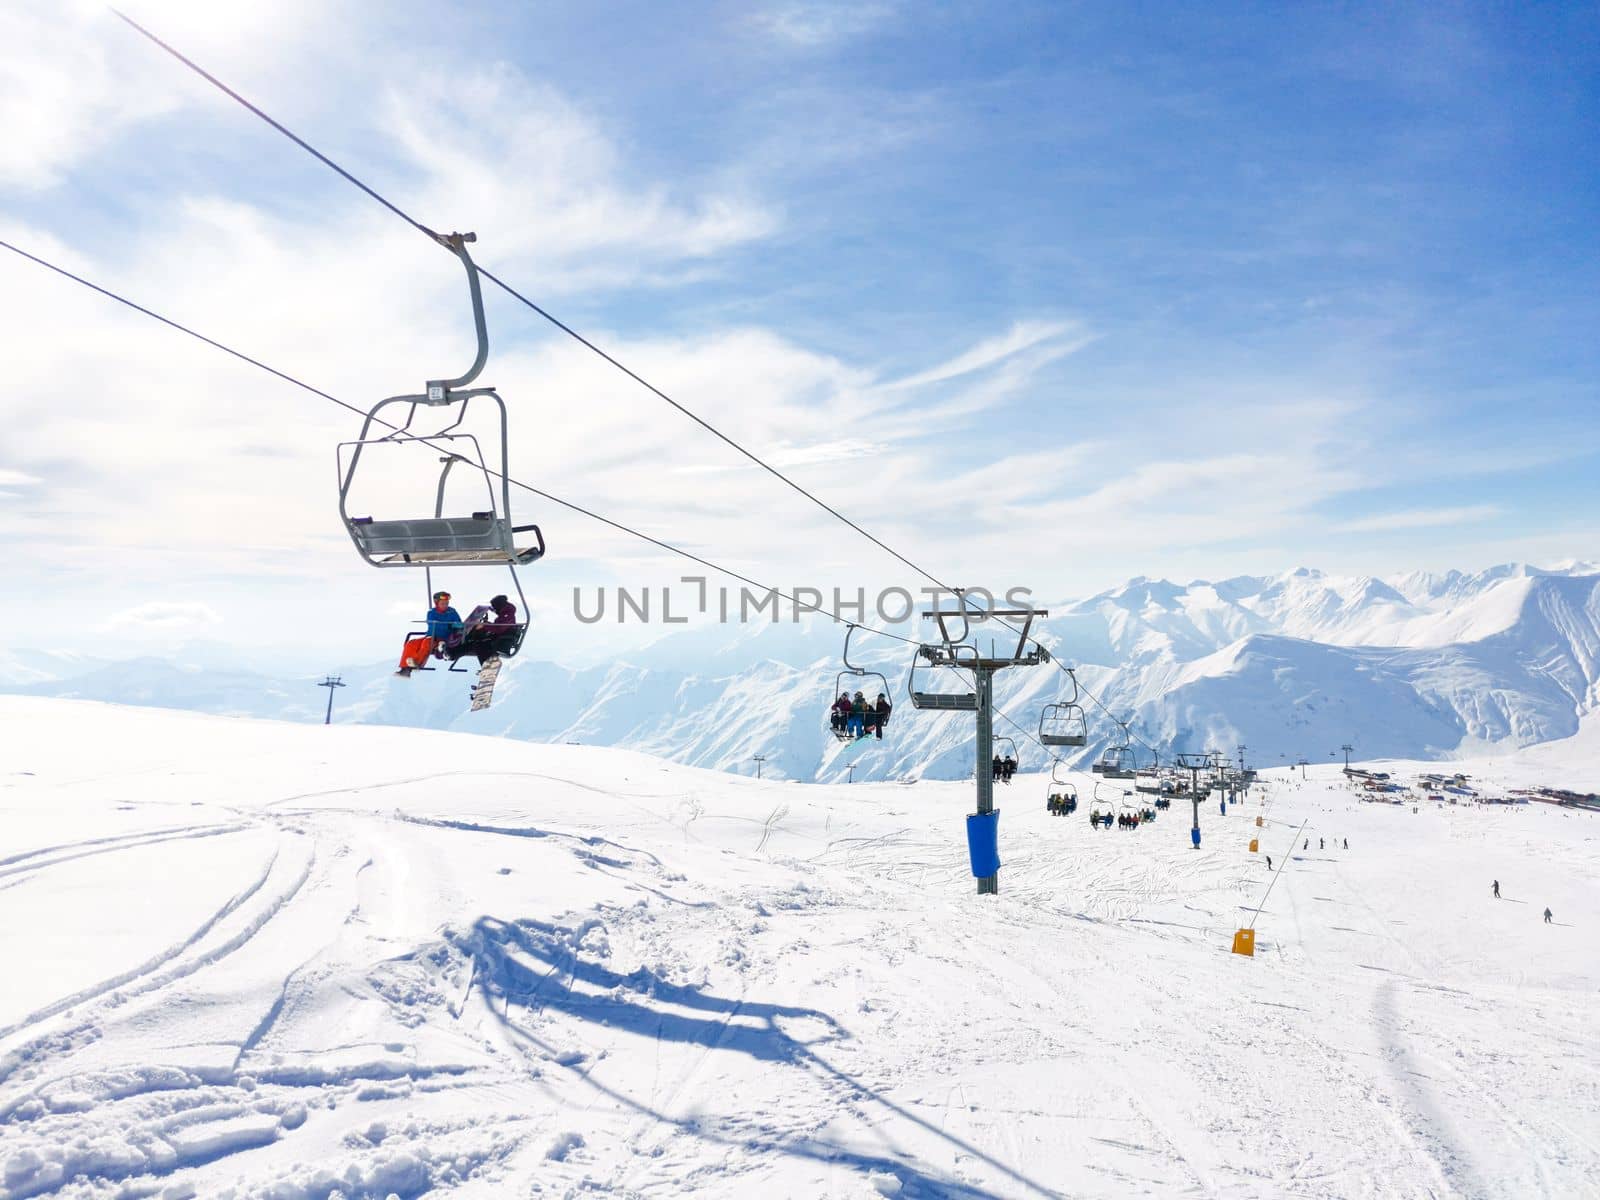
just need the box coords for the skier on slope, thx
[1544,907,1553,924]
[1492,880,1500,899]
[1265,854,1273,871]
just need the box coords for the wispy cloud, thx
[386,65,779,290]
[1336,505,1500,534]
[752,1,899,48]
[879,320,1090,392]
[0,0,331,189]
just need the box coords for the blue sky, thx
[1,0,1596,668]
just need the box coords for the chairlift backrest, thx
[834,667,891,706]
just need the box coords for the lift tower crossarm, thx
[919,607,1050,668]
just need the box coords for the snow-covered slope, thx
[8,565,1600,782]
[1,697,1596,1198]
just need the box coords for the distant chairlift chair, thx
[1039,670,1089,748]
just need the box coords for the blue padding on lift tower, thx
[966,810,1001,878]
[1191,826,1202,848]
[1220,798,1227,814]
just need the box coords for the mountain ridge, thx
[7,562,1598,781]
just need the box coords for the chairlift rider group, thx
[991,736,1019,784]
[337,233,542,711]
[1046,757,1078,816]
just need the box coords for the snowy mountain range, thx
[7,562,1598,782]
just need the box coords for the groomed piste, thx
[2,696,1596,1199]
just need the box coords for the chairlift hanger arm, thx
[842,623,869,673]
[428,235,490,398]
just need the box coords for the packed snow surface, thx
[2,697,1597,1198]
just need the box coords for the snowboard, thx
[469,656,502,712]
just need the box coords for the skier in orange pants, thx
[396,591,462,676]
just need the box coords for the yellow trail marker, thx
[1249,838,1260,853]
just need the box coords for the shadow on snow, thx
[456,914,1062,1199]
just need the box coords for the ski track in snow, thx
[1,697,1597,1198]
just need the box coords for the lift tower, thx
[909,597,1049,895]
[1175,751,1218,848]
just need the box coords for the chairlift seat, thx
[910,691,978,712]
[443,621,530,662]
[349,515,545,567]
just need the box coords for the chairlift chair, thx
[1039,702,1088,748]
[1088,780,1120,827]
[991,735,1019,784]
[337,232,543,654]
[829,625,892,741]
[1093,745,1137,780]
[906,642,980,711]
[1038,668,1088,746]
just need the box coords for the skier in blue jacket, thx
[397,591,463,677]
[426,591,464,639]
